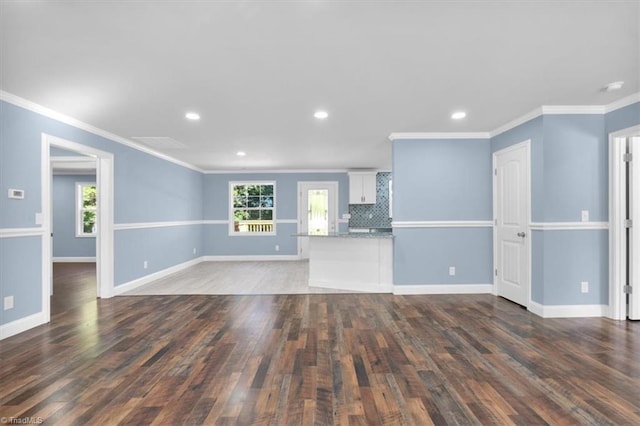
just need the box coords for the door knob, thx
[517,232,526,238]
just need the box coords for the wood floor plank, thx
[2,265,640,424]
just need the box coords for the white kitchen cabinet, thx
[349,172,377,204]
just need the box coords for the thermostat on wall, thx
[8,188,25,199]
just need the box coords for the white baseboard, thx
[114,257,204,295]
[203,255,301,262]
[528,301,608,318]
[53,257,96,263]
[309,279,392,293]
[393,284,493,295]
[0,311,48,340]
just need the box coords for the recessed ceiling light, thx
[185,112,200,120]
[604,81,624,92]
[451,111,467,120]
[314,111,329,119]
[236,151,246,157]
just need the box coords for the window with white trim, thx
[76,182,97,237]
[230,182,276,235]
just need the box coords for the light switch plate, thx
[581,210,589,222]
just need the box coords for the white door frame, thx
[609,124,640,320]
[42,134,114,313]
[492,139,532,307]
[297,181,339,259]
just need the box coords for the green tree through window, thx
[77,183,97,236]
[231,183,275,234]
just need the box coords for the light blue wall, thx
[0,236,42,325]
[52,175,97,258]
[393,139,492,221]
[393,228,492,285]
[115,225,203,285]
[542,115,607,222]
[605,102,640,134]
[541,230,608,305]
[203,172,349,256]
[0,100,205,320]
[391,138,492,285]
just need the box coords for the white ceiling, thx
[1,1,638,171]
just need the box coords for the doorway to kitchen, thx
[297,182,338,259]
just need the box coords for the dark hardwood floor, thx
[50,262,97,315]
[1,272,639,424]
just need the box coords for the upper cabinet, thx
[349,172,377,204]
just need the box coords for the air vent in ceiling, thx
[131,137,187,149]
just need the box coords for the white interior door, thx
[494,142,530,307]
[630,137,640,319]
[298,182,337,259]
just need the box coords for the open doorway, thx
[609,125,640,320]
[50,154,98,314]
[297,182,338,259]
[41,134,114,323]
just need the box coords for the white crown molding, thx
[604,92,640,114]
[202,220,228,225]
[0,311,48,341]
[489,107,544,138]
[0,90,203,173]
[114,257,204,295]
[204,169,349,174]
[393,284,493,295]
[528,301,608,318]
[52,257,96,263]
[392,220,493,228]
[0,227,45,238]
[389,132,491,141]
[388,95,632,142]
[113,220,204,230]
[529,222,609,230]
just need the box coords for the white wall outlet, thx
[143,261,148,269]
[581,210,589,222]
[275,244,280,252]
[581,281,589,293]
[4,296,14,310]
[193,248,197,254]
[35,212,43,225]
[449,266,456,276]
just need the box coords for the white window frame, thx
[76,182,97,238]
[229,181,277,236]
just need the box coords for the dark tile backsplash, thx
[349,172,392,229]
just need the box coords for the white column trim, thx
[114,220,204,230]
[529,222,609,230]
[0,228,46,238]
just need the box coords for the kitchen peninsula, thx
[299,231,393,293]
